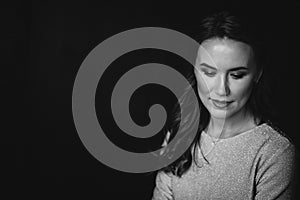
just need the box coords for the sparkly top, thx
[152,123,296,200]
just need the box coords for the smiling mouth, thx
[210,99,233,109]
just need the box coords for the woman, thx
[152,11,295,200]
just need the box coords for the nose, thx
[215,74,230,97]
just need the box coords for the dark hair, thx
[160,11,275,177]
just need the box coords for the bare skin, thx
[194,37,262,139]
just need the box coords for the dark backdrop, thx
[6,1,300,199]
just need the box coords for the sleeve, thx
[151,170,174,200]
[255,142,296,200]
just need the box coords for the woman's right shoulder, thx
[152,170,174,200]
[155,170,173,184]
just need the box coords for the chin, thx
[209,108,234,119]
[210,111,228,119]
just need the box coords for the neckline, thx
[201,122,267,143]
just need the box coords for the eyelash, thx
[203,71,216,77]
[231,73,246,79]
[202,71,246,79]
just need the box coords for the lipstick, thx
[211,99,233,109]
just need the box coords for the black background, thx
[6,1,300,199]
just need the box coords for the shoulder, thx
[156,170,173,183]
[251,122,295,161]
[251,122,294,148]
[152,170,174,200]
[253,123,296,199]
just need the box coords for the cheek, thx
[231,79,253,101]
[195,74,211,99]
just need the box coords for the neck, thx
[207,108,256,139]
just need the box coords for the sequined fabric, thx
[152,123,295,200]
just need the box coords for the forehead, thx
[196,38,254,69]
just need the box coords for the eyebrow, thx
[199,63,249,71]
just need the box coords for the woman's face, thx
[194,38,258,120]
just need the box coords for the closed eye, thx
[230,72,247,79]
[201,70,216,77]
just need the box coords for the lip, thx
[210,99,233,109]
